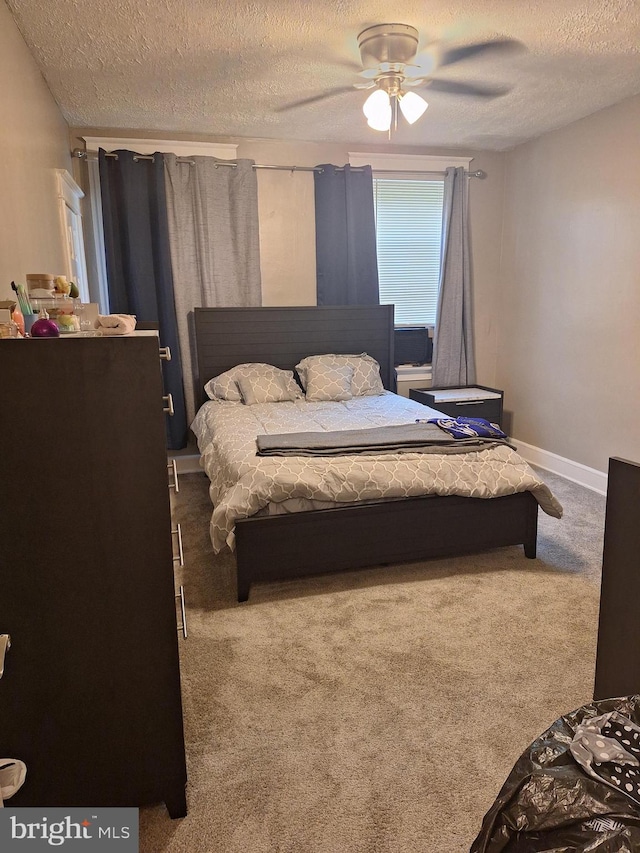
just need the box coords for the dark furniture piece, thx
[593,457,640,701]
[410,384,504,428]
[0,334,187,817]
[194,306,538,602]
[394,327,432,366]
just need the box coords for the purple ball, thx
[30,318,60,337]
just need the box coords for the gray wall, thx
[497,93,640,473]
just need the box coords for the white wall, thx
[0,0,71,301]
[497,93,640,473]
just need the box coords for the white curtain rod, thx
[71,148,486,178]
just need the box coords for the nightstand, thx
[410,385,504,428]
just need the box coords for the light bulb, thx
[367,109,392,132]
[363,88,392,131]
[399,91,428,124]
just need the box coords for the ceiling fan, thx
[277,23,524,133]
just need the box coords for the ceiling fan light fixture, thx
[398,90,428,124]
[363,88,392,131]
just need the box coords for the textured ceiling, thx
[6,0,640,150]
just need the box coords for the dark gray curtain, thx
[431,166,476,386]
[99,149,188,449]
[313,164,379,305]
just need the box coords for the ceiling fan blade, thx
[278,51,362,74]
[274,87,355,112]
[438,38,525,68]
[424,78,511,98]
[333,59,365,73]
[406,54,438,77]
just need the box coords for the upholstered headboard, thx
[194,305,395,404]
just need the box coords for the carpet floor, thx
[140,469,605,853]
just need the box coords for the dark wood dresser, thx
[0,333,187,817]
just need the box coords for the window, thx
[373,173,444,326]
[349,152,471,328]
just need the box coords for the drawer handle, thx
[455,399,485,405]
[167,458,180,493]
[172,523,185,567]
[176,586,188,639]
[0,634,10,680]
[163,394,174,416]
[159,346,172,361]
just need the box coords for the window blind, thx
[373,175,444,326]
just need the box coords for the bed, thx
[193,305,562,601]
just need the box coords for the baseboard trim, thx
[512,438,607,495]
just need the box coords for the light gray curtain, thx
[164,156,262,425]
[431,166,476,387]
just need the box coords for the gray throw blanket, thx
[256,423,513,457]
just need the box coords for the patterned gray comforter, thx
[191,392,563,552]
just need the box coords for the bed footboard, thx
[234,491,539,602]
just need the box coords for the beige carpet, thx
[140,469,606,853]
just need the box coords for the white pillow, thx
[295,353,384,397]
[204,363,302,402]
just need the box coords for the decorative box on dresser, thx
[0,332,187,817]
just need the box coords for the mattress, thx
[191,391,563,552]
